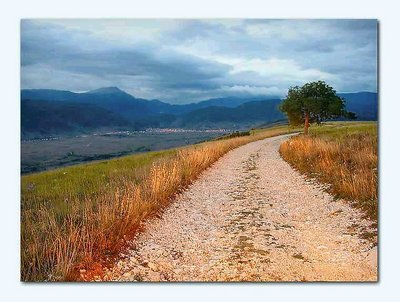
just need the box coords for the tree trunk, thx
[304,112,310,135]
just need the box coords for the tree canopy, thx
[279,81,356,134]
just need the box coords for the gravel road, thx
[101,134,377,282]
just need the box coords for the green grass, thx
[308,121,377,138]
[22,149,177,215]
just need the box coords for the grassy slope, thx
[279,122,378,220]
[21,125,296,281]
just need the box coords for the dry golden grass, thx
[279,122,377,220]
[21,126,293,281]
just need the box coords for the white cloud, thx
[21,19,377,103]
[221,85,283,96]
[227,58,335,81]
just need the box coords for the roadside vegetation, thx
[21,125,296,281]
[279,122,378,220]
[215,130,251,140]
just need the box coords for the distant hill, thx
[21,100,133,139]
[173,96,279,114]
[21,87,378,138]
[195,96,277,108]
[21,89,279,137]
[21,88,281,116]
[339,92,378,120]
[177,99,284,129]
[21,87,171,120]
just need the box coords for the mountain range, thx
[21,87,378,139]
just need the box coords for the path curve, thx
[102,134,377,282]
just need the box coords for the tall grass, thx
[21,126,294,281]
[279,122,378,220]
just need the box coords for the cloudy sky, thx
[21,19,377,104]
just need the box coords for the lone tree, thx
[279,81,356,135]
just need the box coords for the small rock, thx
[148,262,158,271]
[147,271,161,281]
[129,257,139,264]
[172,268,182,275]
[159,261,173,270]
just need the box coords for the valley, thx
[21,87,377,140]
[21,128,228,173]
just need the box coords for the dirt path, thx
[101,134,377,282]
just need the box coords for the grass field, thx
[21,125,296,281]
[279,122,378,220]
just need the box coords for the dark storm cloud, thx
[21,20,231,101]
[21,19,377,103]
